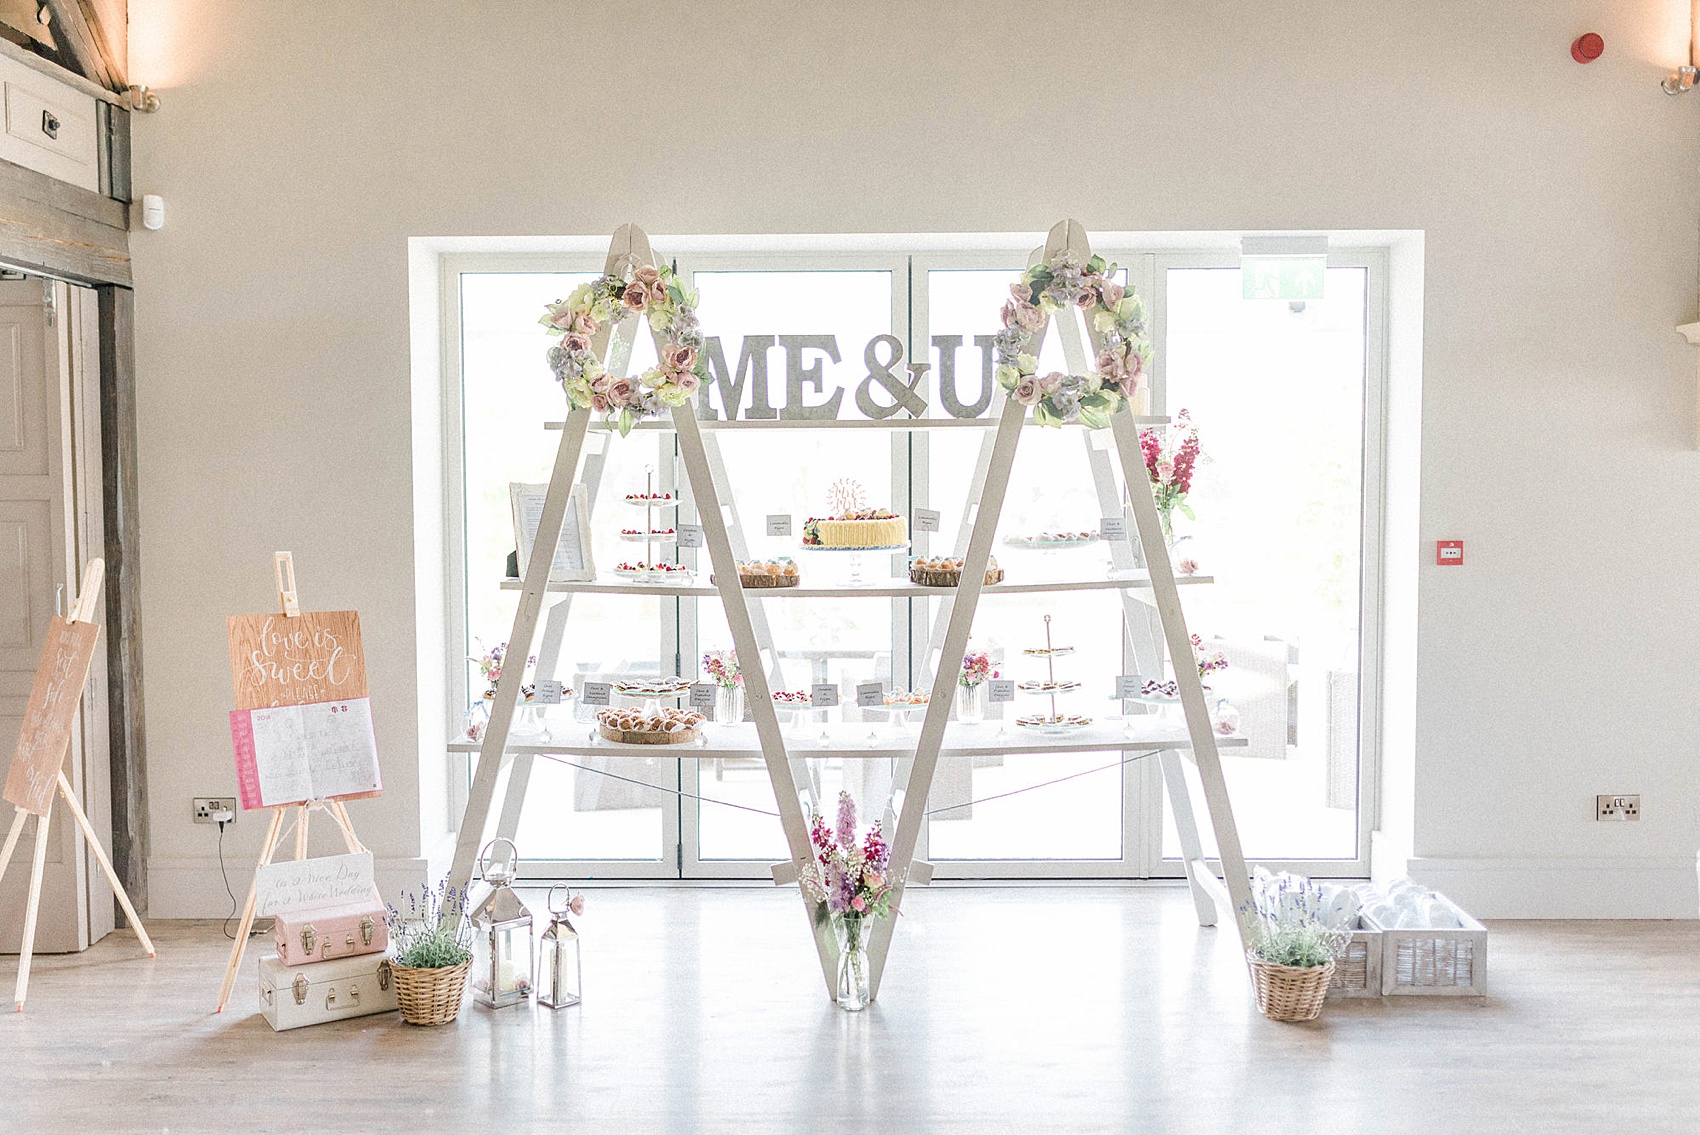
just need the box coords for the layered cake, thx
[909,555,1002,587]
[801,478,907,549]
[804,510,907,548]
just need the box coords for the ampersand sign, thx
[855,334,929,419]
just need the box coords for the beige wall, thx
[126,0,1700,915]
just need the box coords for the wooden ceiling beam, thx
[41,0,124,91]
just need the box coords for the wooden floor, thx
[4,885,1698,1134]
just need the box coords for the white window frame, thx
[437,238,1390,882]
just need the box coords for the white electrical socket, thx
[193,797,236,824]
[1596,794,1640,821]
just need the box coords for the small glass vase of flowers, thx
[1139,409,1203,548]
[702,648,743,724]
[957,650,998,725]
[800,791,895,1011]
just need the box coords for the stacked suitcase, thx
[257,900,397,1030]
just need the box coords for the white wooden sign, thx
[254,851,375,918]
[511,482,595,583]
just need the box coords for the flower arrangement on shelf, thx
[470,640,536,699]
[1192,634,1228,682]
[541,263,706,436]
[990,250,1152,428]
[701,648,742,689]
[800,791,895,1011]
[1140,409,1203,542]
[959,650,998,688]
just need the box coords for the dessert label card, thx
[765,514,792,537]
[690,684,718,709]
[678,524,705,549]
[581,682,612,706]
[1116,675,1146,700]
[533,680,566,704]
[810,684,839,708]
[1100,515,1127,541]
[856,682,884,708]
[227,611,367,710]
[987,679,1016,704]
[230,698,381,810]
[4,617,101,816]
[913,509,941,533]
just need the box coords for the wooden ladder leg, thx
[56,770,153,955]
[0,808,27,890]
[13,812,52,1009]
[1157,750,1219,927]
[215,807,285,1012]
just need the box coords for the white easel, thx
[0,559,155,1010]
[214,553,377,1012]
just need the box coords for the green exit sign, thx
[1242,255,1325,300]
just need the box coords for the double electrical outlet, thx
[192,797,237,825]
[1595,794,1640,821]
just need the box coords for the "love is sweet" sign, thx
[227,610,368,710]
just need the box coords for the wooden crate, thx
[1325,922,1382,999]
[1361,898,1488,996]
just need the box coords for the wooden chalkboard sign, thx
[226,610,368,710]
[0,559,156,1009]
[4,617,100,817]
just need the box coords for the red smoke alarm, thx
[1571,33,1604,63]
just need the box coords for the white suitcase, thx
[257,951,397,1031]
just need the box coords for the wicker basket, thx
[1248,951,1335,1021]
[597,722,702,745]
[392,958,471,1026]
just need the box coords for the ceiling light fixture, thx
[126,84,160,112]
[1664,1,1700,94]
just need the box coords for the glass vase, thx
[461,698,491,743]
[956,682,987,724]
[716,684,744,725]
[834,916,870,1011]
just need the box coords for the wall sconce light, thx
[126,85,160,112]
[1664,1,1700,93]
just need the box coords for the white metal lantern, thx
[469,838,533,1009]
[536,884,583,1010]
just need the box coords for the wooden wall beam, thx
[96,283,145,911]
[0,156,130,286]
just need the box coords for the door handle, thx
[55,583,64,617]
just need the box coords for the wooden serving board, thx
[909,567,1004,588]
[597,723,703,745]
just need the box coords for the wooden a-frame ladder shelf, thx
[447,221,1257,1005]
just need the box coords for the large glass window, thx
[449,242,1384,879]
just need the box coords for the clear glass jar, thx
[956,682,987,725]
[835,915,870,1011]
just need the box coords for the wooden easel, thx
[0,559,155,1010]
[214,553,377,1012]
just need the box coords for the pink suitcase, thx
[273,900,388,966]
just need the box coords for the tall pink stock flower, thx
[835,790,857,851]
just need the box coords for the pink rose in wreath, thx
[676,371,701,394]
[1013,377,1040,405]
[564,332,591,354]
[631,265,662,290]
[1101,281,1125,306]
[573,310,597,335]
[1038,372,1064,395]
[1119,375,1140,401]
[607,377,635,406]
[620,286,649,314]
[1076,287,1098,308]
[1096,349,1126,378]
[591,392,610,413]
[1014,301,1044,332]
[664,343,698,372]
[548,308,577,331]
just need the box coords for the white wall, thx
[126,0,1700,917]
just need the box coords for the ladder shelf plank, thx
[497,574,1214,598]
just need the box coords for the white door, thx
[0,277,112,953]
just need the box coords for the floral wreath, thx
[541,263,706,436]
[990,250,1152,428]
